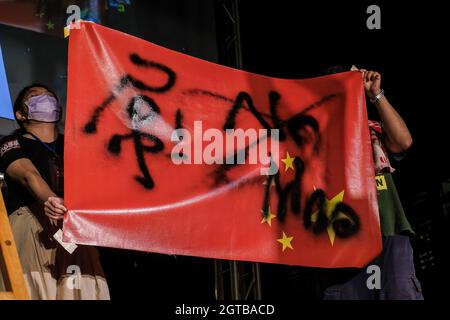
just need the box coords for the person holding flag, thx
[0,84,110,300]
[319,66,423,300]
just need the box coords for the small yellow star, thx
[261,207,277,227]
[277,232,294,252]
[281,151,295,172]
[311,190,345,246]
[46,20,54,30]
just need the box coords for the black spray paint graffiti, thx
[83,53,176,189]
[106,96,164,189]
[83,53,361,239]
[187,89,360,238]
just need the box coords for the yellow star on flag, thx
[311,190,345,246]
[281,151,295,172]
[46,20,55,30]
[277,232,294,252]
[261,207,277,227]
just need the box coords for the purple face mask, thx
[25,93,61,122]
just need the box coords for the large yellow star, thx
[261,207,277,227]
[281,151,295,172]
[277,232,294,252]
[311,190,345,246]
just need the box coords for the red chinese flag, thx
[64,22,381,267]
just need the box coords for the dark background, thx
[0,0,448,300]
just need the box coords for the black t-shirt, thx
[0,133,64,214]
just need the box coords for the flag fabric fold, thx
[64,22,381,268]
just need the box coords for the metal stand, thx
[214,0,262,301]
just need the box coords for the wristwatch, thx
[371,89,384,104]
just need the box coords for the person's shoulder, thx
[0,134,22,158]
[0,133,19,143]
[0,133,24,146]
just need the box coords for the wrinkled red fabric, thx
[64,22,381,267]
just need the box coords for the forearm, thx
[374,95,413,153]
[23,172,57,204]
[24,173,65,222]
[5,159,64,222]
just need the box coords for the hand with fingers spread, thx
[359,69,382,100]
[44,196,67,221]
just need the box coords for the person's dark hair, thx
[12,83,58,135]
[320,65,351,76]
